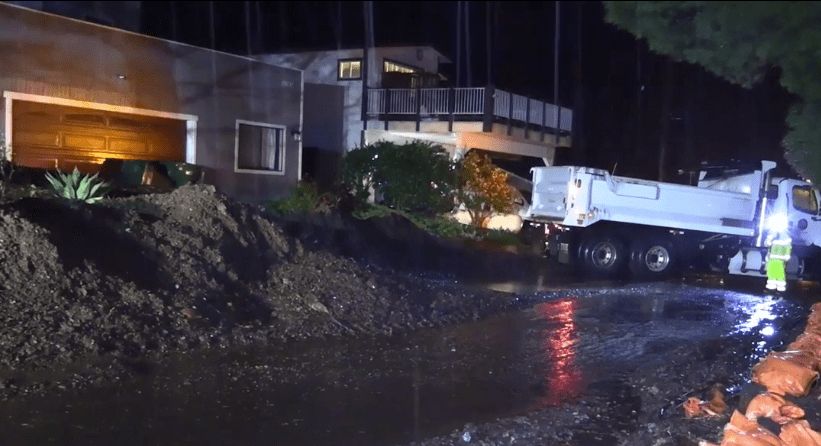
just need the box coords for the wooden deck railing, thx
[365,86,572,135]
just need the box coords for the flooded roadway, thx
[0,279,815,446]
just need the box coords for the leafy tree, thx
[603,1,821,184]
[457,151,514,227]
[342,141,458,213]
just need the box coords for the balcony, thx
[365,86,572,137]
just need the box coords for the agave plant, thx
[45,167,111,204]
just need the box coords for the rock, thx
[309,302,330,314]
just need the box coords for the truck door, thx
[789,183,821,248]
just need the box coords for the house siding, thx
[260,47,446,153]
[0,3,302,202]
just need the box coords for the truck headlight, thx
[766,213,789,233]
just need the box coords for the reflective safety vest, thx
[769,238,793,261]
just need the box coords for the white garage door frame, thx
[2,91,198,164]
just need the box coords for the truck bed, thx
[526,166,762,237]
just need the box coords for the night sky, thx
[140,1,797,182]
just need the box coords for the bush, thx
[267,180,326,215]
[341,144,380,202]
[45,167,110,204]
[484,229,524,248]
[342,141,458,213]
[0,140,14,199]
[456,151,515,227]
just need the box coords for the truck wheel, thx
[580,232,627,278]
[629,237,677,280]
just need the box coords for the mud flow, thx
[0,283,809,446]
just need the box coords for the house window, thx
[383,59,420,74]
[235,120,285,174]
[338,59,362,80]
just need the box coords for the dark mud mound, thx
[282,211,560,283]
[0,186,521,375]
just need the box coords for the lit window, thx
[338,59,362,80]
[236,121,284,173]
[383,60,419,74]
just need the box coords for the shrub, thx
[342,141,458,213]
[267,180,325,215]
[45,167,110,204]
[341,144,381,202]
[0,140,14,199]
[484,229,525,248]
[456,151,515,227]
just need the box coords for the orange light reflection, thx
[529,298,583,410]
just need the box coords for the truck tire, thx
[629,236,677,280]
[580,232,627,278]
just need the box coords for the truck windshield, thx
[793,185,819,214]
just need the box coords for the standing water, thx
[0,283,806,445]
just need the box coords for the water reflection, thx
[733,296,779,334]
[530,298,583,409]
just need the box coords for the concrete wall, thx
[260,46,447,153]
[0,3,303,202]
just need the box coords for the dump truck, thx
[522,160,821,280]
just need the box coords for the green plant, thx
[0,139,14,199]
[415,215,483,240]
[267,180,328,215]
[341,144,381,202]
[352,202,482,241]
[342,141,458,213]
[45,167,111,204]
[484,229,525,248]
[456,151,515,227]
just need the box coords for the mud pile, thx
[0,185,537,375]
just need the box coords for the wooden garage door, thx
[12,101,185,173]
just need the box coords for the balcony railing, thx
[365,86,572,133]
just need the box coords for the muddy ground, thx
[0,185,816,445]
[0,185,560,395]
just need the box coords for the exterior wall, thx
[259,46,447,153]
[0,3,302,202]
[302,82,344,187]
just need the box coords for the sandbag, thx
[804,304,821,335]
[768,350,821,371]
[752,354,818,397]
[786,332,821,360]
[745,392,805,424]
[720,410,784,446]
[779,419,821,445]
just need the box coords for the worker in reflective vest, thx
[766,234,792,292]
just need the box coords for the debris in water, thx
[682,385,726,418]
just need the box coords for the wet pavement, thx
[0,279,816,446]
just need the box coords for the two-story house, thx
[259,46,572,192]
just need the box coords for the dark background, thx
[134,1,796,181]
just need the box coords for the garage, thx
[11,100,186,174]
